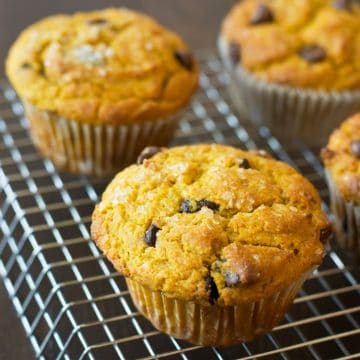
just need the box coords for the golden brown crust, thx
[91,144,328,306]
[6,8,198,124]
[221,0,360,90]
[321,113,360,203]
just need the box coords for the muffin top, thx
[322,113,360,203]
[221,0,360,90]
[92,144,329,306]
[6,8,198,124]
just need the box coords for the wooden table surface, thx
[0,1,237,359]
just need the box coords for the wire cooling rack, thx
[1,51,360,360]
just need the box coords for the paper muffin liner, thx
[218,36,360,146]
[325,170,360,254]
[126,269,313,346]
[23,101,181,176]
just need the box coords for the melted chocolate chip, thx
[320,226,333,244]
[351,140,360,158]
[250,4,274,25]
[21,62,31,69]
[180,199,196,213]
[333,0,352,10]
[205,276,219,304]
[224,272,240,287]
[144,224,160,247]
[197,199,220,212]
[229,42,241,65]
[87,18,109,25]
[174,51,194,71]
[239,158,250,169]
[137,146,162,164]
[298,45,326,63]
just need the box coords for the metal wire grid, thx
[0,52,360,360]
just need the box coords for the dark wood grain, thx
[0,1,237,359]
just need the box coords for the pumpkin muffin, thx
[6,8,198,175]
[321,113,360,254]
[219,0,360,144]
[91,144,330,346]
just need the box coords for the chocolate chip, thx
[87,18,109,25]
[250,4,274,25]
[180,199,196,213]
[205,276,219,304]
[180,199,220,213]
[21,62,31,69]
[333,0,352,10]
[137,146,162,165]
[298,45,326,63]
[351,140,360,158]
[321,147,336,161]
[224,272,240,287]
[144,224,160,247]
[197,199,220,212]
[229,42,241,65]
[320,225,333,244]
[294,248,299,255]
[174,50,194,71]
[239,158,250,169]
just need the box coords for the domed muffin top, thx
[92,144,329,306]
[322,113,360,203]
[6,8,198,124]
[220,0,360,90]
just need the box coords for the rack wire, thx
[0,51,360,360]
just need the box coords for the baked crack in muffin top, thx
[6,8,198,124]
[221,0,360,90]
[92,145,329,306]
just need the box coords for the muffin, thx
[6,9,198,175]
[321,113,360,254]
[91,144,330,346]
[219,0,360,145]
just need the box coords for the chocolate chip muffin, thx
[321,113,360,254]
[219,0,360,145]
[91,144,330,346]
[6,8,198,175]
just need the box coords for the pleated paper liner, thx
[24,101,181,176]
[218,36,360,146]
[126,269,313,347]
[325,170,360,255]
